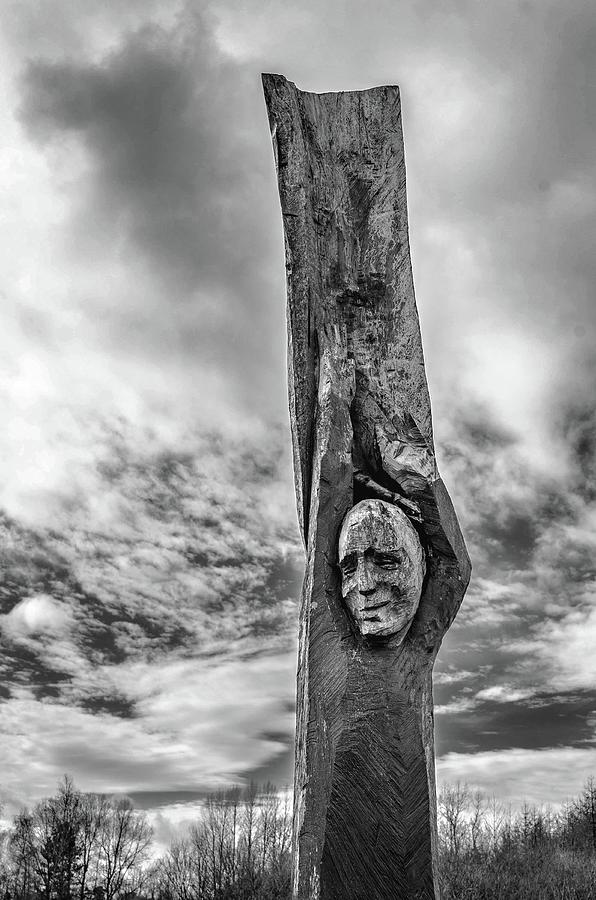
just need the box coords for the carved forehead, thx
[339,499,422,560]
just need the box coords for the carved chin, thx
[358,610,413,641]
[345,590,416,641]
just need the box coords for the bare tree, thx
[78,792,109,900]
[152,833,210,900]
[469,788,488,854]
[98,797,153,900]
[570,776,596,852]
[239,782,259,894]
[8,810,37,899]
[439,782,471,855]
[486,794,507,853]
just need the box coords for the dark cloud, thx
[440,407,559,575]
[482,514,538,569]
[20,25,242,285]
[64,693,137,719]
[126,789,210,809]
[555,363,596,502]
[241,742,294,790]
[436,691,596,756]
[17,13,287,416]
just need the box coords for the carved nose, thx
[357,565,376,595]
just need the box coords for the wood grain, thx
[263,73,471,900]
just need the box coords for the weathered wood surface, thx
[263,73,471,900]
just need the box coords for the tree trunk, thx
[263,73,471,900]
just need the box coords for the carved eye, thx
[373,551,402,569]
[340,554,357,576]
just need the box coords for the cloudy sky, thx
[1,0,595,834]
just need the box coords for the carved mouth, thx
[362,600,390,613]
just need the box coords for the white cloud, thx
[1,594,72,639]
[0,647,295,816]
[146,802,206,855]
[475,684,536,704]
[457,577,528,628]
[434,669,478,685]
[512,603,596,693]
[212,3,313,61]
[0,0,181,64]
[435,697,478,716]
[438,747,596,809]
[548,175,596,221]
[118,650,296,768]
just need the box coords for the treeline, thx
[438,779,596,899]
[0,779,291,900]
[3,776,596,899]
[0,777,153,899]
[151,785,291,900]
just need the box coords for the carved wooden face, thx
[338,499,425,642]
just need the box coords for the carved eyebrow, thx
[366,548,403,559]
[372,550,405,568]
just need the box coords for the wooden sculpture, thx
[262,73,471,900]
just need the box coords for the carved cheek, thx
[395,558,417,595]
[341,573,357,598]
[379,570,405,594]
